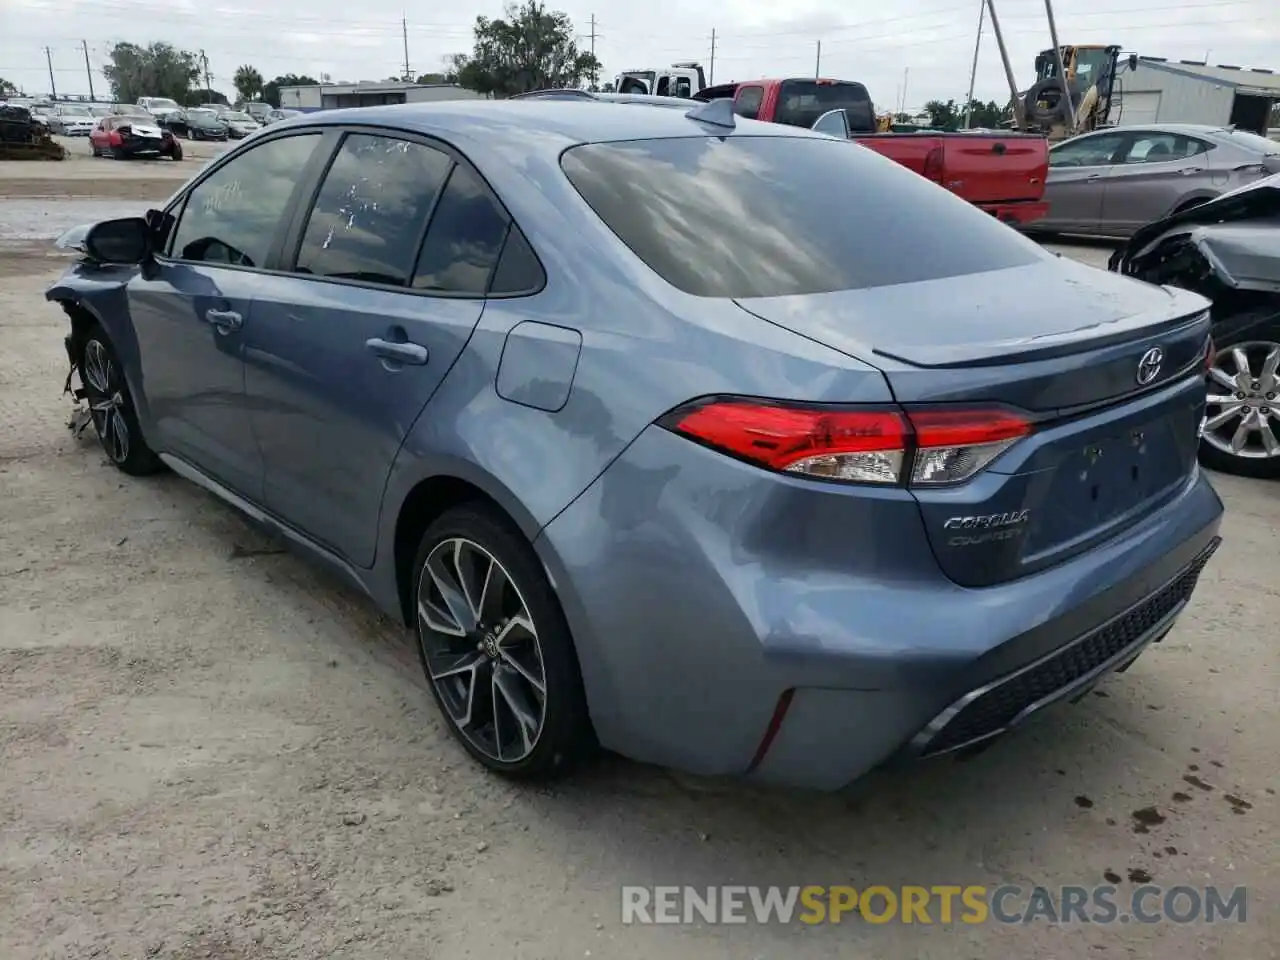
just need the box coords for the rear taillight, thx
[659,399,1031,487]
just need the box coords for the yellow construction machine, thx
[1018,43,1139,141]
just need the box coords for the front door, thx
[1099,131,1212,234]
[244,131,513,567]
[128,130,327,498]
[1041,130,1126,233]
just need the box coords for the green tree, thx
[187,87,229,106]
[233,64,264,102]
[0,76,18,97]
[262,73,319,108]
[963,98,1006,128]
[923,98,960,130]
[450,1,601,97]
[102,42,201,104]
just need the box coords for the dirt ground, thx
[1,149,1277,960]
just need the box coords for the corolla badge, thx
[1136,346,1164,385]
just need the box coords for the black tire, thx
[1199,308,1280,479]
[169,142,183,161]
[412,505,595,779]
[90,144,100,157]
[78,326,163,477]
[110,146,127,160]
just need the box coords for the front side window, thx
[294,133,453,287]
[168,133,322,267]
[561,135,1039,298]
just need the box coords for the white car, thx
[50,105,96,136]
[135,96,183,121]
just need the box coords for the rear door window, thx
[1120,133,1207,163]
[561,135,1039,298]
[411,163,511,294]
[293,133,453,287]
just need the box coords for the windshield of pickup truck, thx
[774,80,875,131]
[561,135,1040,298]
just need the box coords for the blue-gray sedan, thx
[45,99,1223,790]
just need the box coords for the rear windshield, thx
[560,135,1040,298]
[774,80,875,132]
[1222,129,1280,155]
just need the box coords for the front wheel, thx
[1200,310,1280,479]
[412,506,595,779]
[79,329,162,476]
[168,142,184,161]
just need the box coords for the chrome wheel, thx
[82,339,130,464]
[1203,341,1280,460]
[416,537,547,763]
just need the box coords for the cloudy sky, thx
[1,0,1273,110]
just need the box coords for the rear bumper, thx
[534,425,1224,790]
[979,199,1050,226]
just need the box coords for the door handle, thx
[1085,173,1103,180]
[204,308,242,333]
[1179,167,1204,175]
[366,337,428,366]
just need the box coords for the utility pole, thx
[1044,0,1073,124]
[899,66,909,116]
[963,0,985,128]
[402,17,411,81]
[199,50,211,93]
[815,40,821,79]
[709,29,716,85]
[588,14,599,88]
[44,46,57,99]
[81,40,95,101]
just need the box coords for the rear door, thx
[1099,131,1213,233]
[243,130,512,567]
[1041,130,1126,232]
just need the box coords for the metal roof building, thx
[1116,58,1280,134]
[277,81,487,112]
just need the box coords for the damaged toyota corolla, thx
[44,101,1222,790]
[1111,173,1280,478]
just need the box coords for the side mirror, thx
[1128,54,1139,71]
[84,217,152,265]
[1263,155,1280,175]
[812,108,851,139]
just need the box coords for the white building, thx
[277,81,487,112]
[1116,58,1280,134]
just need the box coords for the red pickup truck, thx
[694,78,1050,226]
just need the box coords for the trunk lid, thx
[735,259,1212,586]
[934,132,1049,204]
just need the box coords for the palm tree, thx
[233,64,264,102]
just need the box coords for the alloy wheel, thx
[82,339,131,464]
[416,537,548,763]
[1203,341,1280,460]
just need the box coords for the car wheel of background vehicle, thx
[412,505,595,779]
[169,143,183,161]
[90,144,100,157]
[110,147,126,160]
[1199,309,1280,479]
[79,327,163,477]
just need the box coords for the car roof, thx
[273,98,816,155]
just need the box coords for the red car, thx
[90,114,183,161]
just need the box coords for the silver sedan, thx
[1032,123,1280,237]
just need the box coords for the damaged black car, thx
[1111,173,1280,478]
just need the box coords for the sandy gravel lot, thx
[1,150,1277,960]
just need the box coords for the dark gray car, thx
[1035,124,1280,237]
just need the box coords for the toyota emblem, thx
[1136,347,1164,385]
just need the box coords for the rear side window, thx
[774,80,874,132]
[411,164,509,294]
[294,133,452,286]
[561,136,1040,298]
